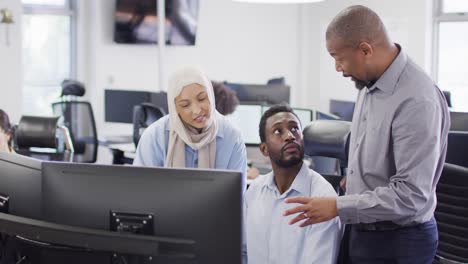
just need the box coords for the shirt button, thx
[350,169,354,174]
[363,117,367,121]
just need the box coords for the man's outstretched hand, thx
[283,197,338,227]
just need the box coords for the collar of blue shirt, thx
[263,163,310,197]
[367,43,407,95]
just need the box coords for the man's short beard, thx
[353,79,367,90]
[276,157,303,168]
[274,150,304,168]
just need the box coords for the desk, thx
[99,135,135,165]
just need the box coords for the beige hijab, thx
[165,66,218,169]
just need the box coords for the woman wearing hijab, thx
[133,66,247,179]
[0,109,14,153]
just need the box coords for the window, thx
[434,0,468,111]
[22,0,76,115]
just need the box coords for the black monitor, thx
[40,163,243,263]
[105,89,168,124]
[150,91,169,114]
[449,111,468,131]
[0,152,42,219]
[329,99,355,122]
[225,82,290,105]
[105,89,153,123]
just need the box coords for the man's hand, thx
[283,197,338,227]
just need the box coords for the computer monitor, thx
[105,89,153,123]
[227,104,263,145]
[225,83,290,105]
[449,111,468,131]
[149,91,169,114]
[0,152,42,219]
[316,110,340,121]
[329,99,355,122]
[292,108,313,128]
[41,163,243,264]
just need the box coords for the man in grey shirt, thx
[283,5,450,263]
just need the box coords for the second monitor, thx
[105,89,168,123]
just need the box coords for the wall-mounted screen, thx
[114,0,200,45]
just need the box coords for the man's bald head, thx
[326,5,390,48]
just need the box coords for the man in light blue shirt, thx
[242,105,341,264]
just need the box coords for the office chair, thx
[449,112,468,132]
[303,120,351,194]
[442,91,452,108]
[266,76,285,85]
[446,131,468,168]
[52,80,98,163]
[132,102,166,147]
[303,120,351,264]
[14,116,74,161]
[434,163,468,264]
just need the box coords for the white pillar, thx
[158,0,166,91]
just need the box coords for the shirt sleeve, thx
[133,124,165,167]
[226,135,248,189]
[337,100,444,224]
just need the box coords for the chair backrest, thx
[133,102,166,147]
[446,131,468,168]
[52,101,98,163]
[15,116,59,149]
[13,116,73,161]
[435,163,468,263]
[303,120,351,194]
[449,111,468,132]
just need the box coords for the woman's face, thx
[0,128,11,152]
[175,83,211,130]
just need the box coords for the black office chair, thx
[303,120,351,194]
[449,112,468,132]
[132,102,166,147]
[446,131,468,168]
[442,91,452,108]
[52,80,98,163]
[434,163,468,264]
[14,116,74,161]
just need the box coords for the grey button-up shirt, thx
[336,45,450,225]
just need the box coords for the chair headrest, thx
[14,116,60,149]
[303,120,351,168]
[61,79,85,97]
[138,103,166,126]
[442,90,452,108]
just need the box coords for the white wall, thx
[298,0,433,112]
[0,0,22,123]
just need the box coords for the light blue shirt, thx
[242,163,341,264]
[133,114,247,180]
